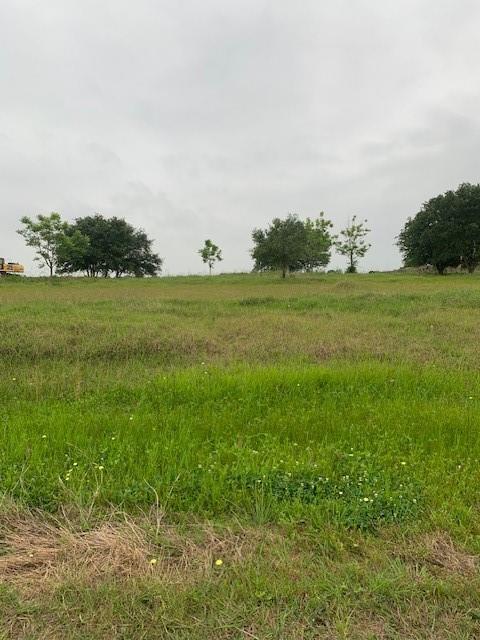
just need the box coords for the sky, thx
[1,0,480,275]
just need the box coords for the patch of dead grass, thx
[0,509,259,596]
[395,532,477,576]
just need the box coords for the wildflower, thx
[401,461,406,466]
[98,465,104,471]
[129,416,133,421]
[150,558,158,565]
[41,434,47,439]
[215,559,223,566]
[363,497,369,502]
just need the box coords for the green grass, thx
[1,272,480,638]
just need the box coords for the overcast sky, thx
[1,0,480,275]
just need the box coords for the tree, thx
[397,195,458,275]
[251,213,334,277]
[198,239,222,275]
[455,183,480,272]
[59,215,162,277]
[300,214,334,272]
[17,213,73,276]
[251,214,308,278]
[335,216,370,273]
[59,215,110,277]
[124,229,163,277]
[397,184,480,274]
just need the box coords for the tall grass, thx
[2,273,480,637]
[2,271,480,528]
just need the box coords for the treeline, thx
[16,182,480,277]
[17,211,371,277]
[18,214,162,277]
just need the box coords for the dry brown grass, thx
[1,510,480,639]
[393,532,477,577]
[0,509,260,597]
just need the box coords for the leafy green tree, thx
[60,215,162,277]
[126,229,163,277]
[455,183,480,272]
[60,215,110,277]
[57,229,91,272]
[17,213,75,276]
[397,194,457,275]
[252,213,334,277]
[251,214,308,278]
[335,216,371,273]
[198,239,222,275]
[398,183,480,274]
[301,214,334,272]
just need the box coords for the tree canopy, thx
[17,213,88,277]
[61,215,162,277]
[398,183,480,274]
[251,213,333,277]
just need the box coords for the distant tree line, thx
[18,213,162,277]
[18,211,371,278]
[16,182,480,278]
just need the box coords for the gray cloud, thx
[1,0,480,274]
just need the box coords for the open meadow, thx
[1,272,480,639]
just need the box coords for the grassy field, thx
[1,272,480,638]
